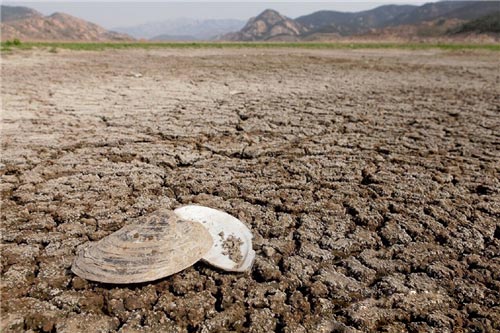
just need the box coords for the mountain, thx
[1,5,42,22]
[1,5,132,41]
[387,1,499,26]
[222,9,307,41]
[296,5,417,36]
[3,2,498,42]
[296,1,499,36]
[113,18,245,40]
[224,1,500,41]
[364,1,500,39]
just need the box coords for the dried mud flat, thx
[1,47,499,333]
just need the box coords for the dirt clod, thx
[222,235,243,264]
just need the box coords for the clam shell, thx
[174,205,255,272]
[71,210,213,284]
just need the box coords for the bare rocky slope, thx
[1,5,132,41]
[222,9,307,41]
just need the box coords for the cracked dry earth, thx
[1,47,499,333]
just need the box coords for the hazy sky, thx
[4,1,427,28]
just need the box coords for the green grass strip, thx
[1,41,499,51]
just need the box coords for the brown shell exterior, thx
[71,210,213,284]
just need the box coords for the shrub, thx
[4,39,21,47]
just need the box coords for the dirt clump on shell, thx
[222,234,244,264]
[1,47,499,332]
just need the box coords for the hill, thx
[296,5,417,36]
[1,5,132,41]
[387,1,499,26]
[222,9,307,41]
[225,1,500,41]
[1,5,42,22]
[452,11,500,34]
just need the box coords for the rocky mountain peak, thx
[224,9,306,41]
[254,9,287,25]
[49,12,74,20]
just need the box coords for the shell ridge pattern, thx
[71,210,213,283]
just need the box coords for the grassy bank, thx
[2,41,500,52]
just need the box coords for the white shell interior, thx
[174,205,255,272]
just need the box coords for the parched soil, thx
[1,47,499,332]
